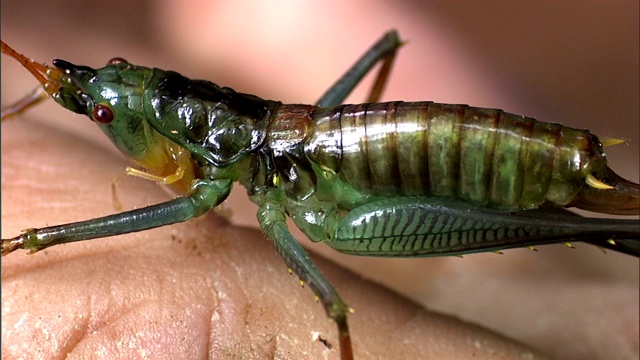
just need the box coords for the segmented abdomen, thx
[306,101,602,210]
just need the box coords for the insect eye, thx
[107,57,128,65]
[92,104,114,124]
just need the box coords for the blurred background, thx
[2,1,638,359]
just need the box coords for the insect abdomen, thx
[307,101,597,210]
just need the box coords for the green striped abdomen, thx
[306,101,604,211]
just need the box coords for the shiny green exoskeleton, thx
[2,31,639,360]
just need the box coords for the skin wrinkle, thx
[203,302,214,360]
[272,335,282,360]
[194,225,251,358]
[248,310,277,356]
[80,303,144,357]
[267,319,284,358]
[3,253,113,354]
[204,226,256,358]
[182,240,222,360]
[21,302,87,360]
[87,301,192,357]
[58,242,190,358]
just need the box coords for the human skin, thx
[2,1,638,359]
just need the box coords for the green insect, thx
[2,31,638,360]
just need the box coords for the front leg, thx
[2,179,232,255]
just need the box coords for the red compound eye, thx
[107,57,128,65]
[92,104,114,124]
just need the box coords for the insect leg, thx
[315,30,402,107]
[1,86,49,120]
[257,199,353,360]
[1,179,232,255]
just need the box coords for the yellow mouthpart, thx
[125,133,199,193]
